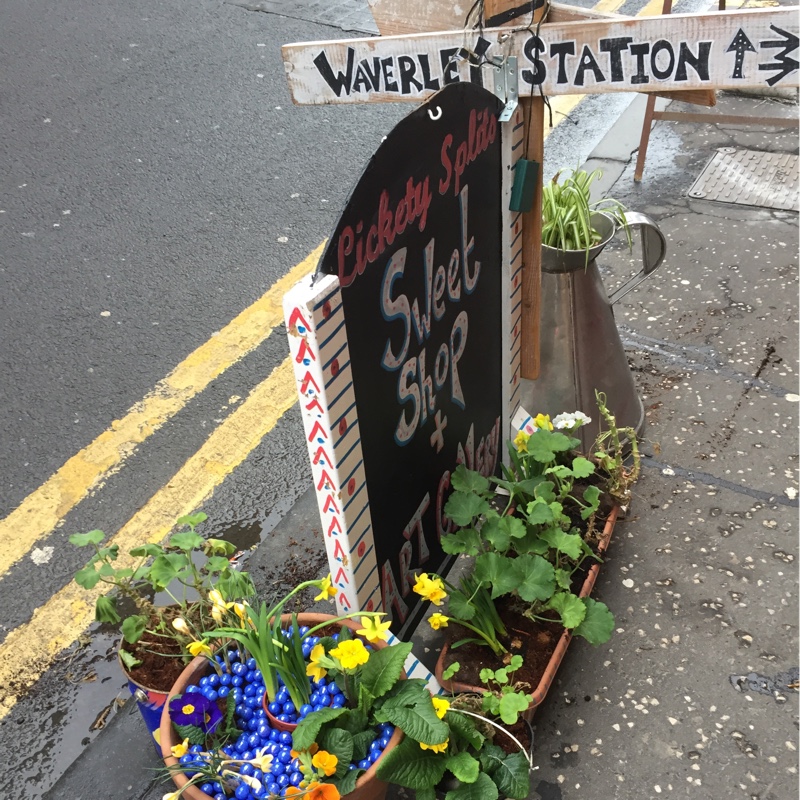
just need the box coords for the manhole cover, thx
[688,148,799,211]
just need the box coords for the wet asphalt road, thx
[1,0,797,798]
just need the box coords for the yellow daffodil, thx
[312,750,339,777]
[162,791,182,800]
[187,639,212,658]
[412,573,447,606]
[172,617,189,634]
[329,639,369,670]
[513,430,530,453]
[431,697,450,719]
[306,643,328,682]
[356,614,391,643]
[254,752,274,772]
[532,413,553,431]
[208,589,225,607]
[170,737,190,758]
[419,738,449,753]
[314,575,337,602]
[291,743,319,758]
[428,613,449,631]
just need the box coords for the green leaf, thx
[497,691,532,725]
[445,492,490,528]
[533,481,557,503]
[474,553,519,599]
[177,511,207,529]
[445,710,484,750]
[375,737,447,789]
[571,457,595,478]
[544,465,572,480]
[442,662,460,681]
[580,485,602,519]
[168,531,205,552]
[447,590,476,621]
[525,498,554,526]
[204,538,236,555]
[121,614,147,644]
[203,555,232,574]
[573,597,615,645]
[446,751,480,783]
[514,554,556,603]
[129,543,163,558]
[444,772,499,800]
[118,649,141,670]
[319,727,354,778]
[480,515,510,553]
[416,789,437,800]
[292,707,348,751]
[441,528,482,557]
[336,768,362,796]
[511,529,549,556]
[174,723,207,746]
[450,464,490,495]
[359,640,412,700]
[547,592,586,629]
[351,730,375,762]
[526,430,574,463]
[554,568,573,590]
[373,696,448,745]
[94,595,120,624]
[539,528,583,560]
[481,747,531,799]
[69,530,105,547]
[148,552,188,588]
[74,563,102,590]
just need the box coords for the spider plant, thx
[542,167,630,260]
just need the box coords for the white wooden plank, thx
[282,7,799,105]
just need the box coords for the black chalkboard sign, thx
[318,82,504,635]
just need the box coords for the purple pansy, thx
[169,693,222,732]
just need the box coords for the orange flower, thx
[311,750,338,777]
[285,781,340,799]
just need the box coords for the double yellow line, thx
[0,244,322,719]
[1,0,684,721]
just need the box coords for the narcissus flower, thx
[356,614,391,643]
[171,617,189,634]
[306,643,328,681]
[431,696,450,719]
[312,749,339,777]
[419,738,449,753]
[513,430,530,452]
[412,573,447,606]
[552,411,591,430]
[428,613,449,631]
[187,639,213,658]
[170,737,190,758]
[314,575,337,602]
[532,413,553,431]
[329,638,369,670]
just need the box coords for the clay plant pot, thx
[435,505,620,720]
[161,613,402,800]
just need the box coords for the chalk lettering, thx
[439,108,497,196]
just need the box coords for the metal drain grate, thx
[688,148,799,211]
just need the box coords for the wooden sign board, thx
[367,0,546,36]
[284,83,512,637]
[282,8,798,105]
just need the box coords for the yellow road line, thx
[0,245,322,580]
[0,356,298,721]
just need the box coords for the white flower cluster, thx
[552,411,591,430]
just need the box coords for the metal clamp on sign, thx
[491,55,518,123]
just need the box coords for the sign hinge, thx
[491,56,518,123]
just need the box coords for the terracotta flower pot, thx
[161,612,402,800]
[435,506,620,719]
